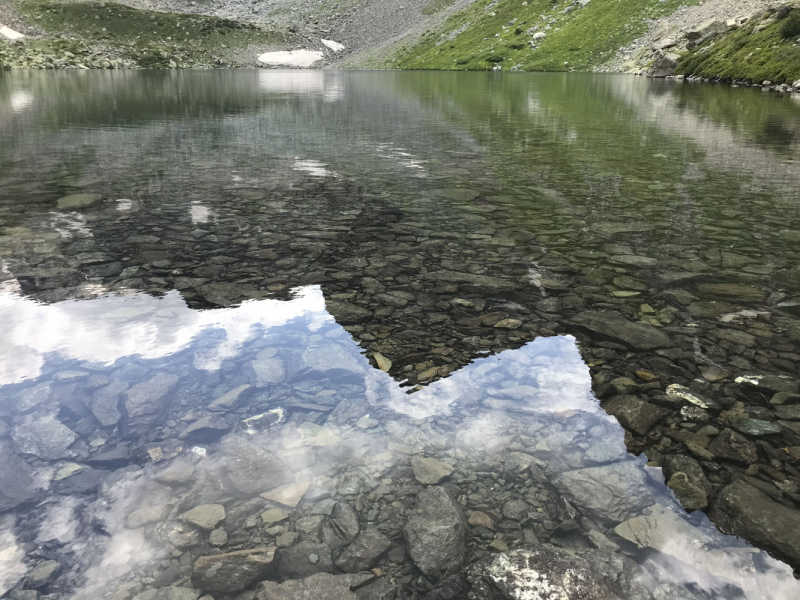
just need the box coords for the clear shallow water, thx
[1,70,800,600]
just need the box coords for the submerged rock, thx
[192,547,276,595]
[334,527,392,573]
[709,479,800,565]
[181,504,225,530]
[27,560,62,589]
[411,456,453,485]
[132,589,200,600]
[256,573,371,600]
[554,461,652,523]
[219,435,288,496]
[405,486,468,579]
[124,373,179,433]
[13,416,76,460]
[0,442,36,511]
[466,546,655,600]
[571,310,671,350]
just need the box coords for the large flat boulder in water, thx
[219,435,289,496]
[554,461,652,524]
[571,310,671,350]
[192,547,276,595]
[256,573,372,600]
[404,486,468,579]
[709,479,800,565]
[466,546,655,600]
[124,373,179,433]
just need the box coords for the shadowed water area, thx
[1,70,800,600]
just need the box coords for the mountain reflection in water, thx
[2,70,800,600]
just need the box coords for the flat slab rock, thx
[256,573,373,600]
[0,441,36,511]
[192,547,276,595]
[709,479,800,565]
[571,310,672,350]
[554,461,653,524]
[466,546,655,600]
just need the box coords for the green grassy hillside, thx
[387,0,698,71]
[677,8,800,84]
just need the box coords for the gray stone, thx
[602,396,668,436]
[325,300,373,324]
[132,589,201,600]
[57,193,101,209]
[405,486,468,579]
[124,373,179,433]
[256,573,368,600]
[355,578,397,600]
[209,528,228,546]
[303,344,364,374]
[614,504,711,558]
[571,310,671,350]
[14,383,53,413]
[251,350,285,386]
[554,461,652,524]
[466,546,655,600]
[179,415,229,442]
[334,526,392,572]
[208,385,252,411]
[726,416,781,436]
[91,381,127,426]
[192,548,276,595]
[710,479,800,565]
[275,541,334,579]
[27,560,61,589]
[697,283,766,302]
[0,441,36,511]
[332,501,361,541]
[13,416,76,460]
[182,504,225,530]
[708,428,758,464]
[411,456,453,485]
[219,435,288,495]
[666,472,707,510]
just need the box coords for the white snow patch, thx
[293,159,334,177]
[321,39,345,52]
[258,50,323,68]
[0,25,24,41]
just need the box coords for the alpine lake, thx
[2,70,800,600]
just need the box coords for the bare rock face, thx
[192,547,276,595]
[466,546,656,600]
[709,479,800,565]
[404,486,468,580]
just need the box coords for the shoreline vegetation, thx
[0,0,798,88]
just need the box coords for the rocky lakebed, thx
[1,69,800,600]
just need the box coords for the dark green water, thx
[1,70,800,600]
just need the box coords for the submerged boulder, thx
[218,435,289,496]
[465,546,655,600]
[0,442,37,511]
[192,547,276,595]
[404,486,468,579]
[709,479,800,565]
[124,373,179,433]
[553,461,652,524]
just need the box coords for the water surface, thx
[1,70,800,600]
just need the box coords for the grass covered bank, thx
[386,0,698,72]
[676,7,800,85]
